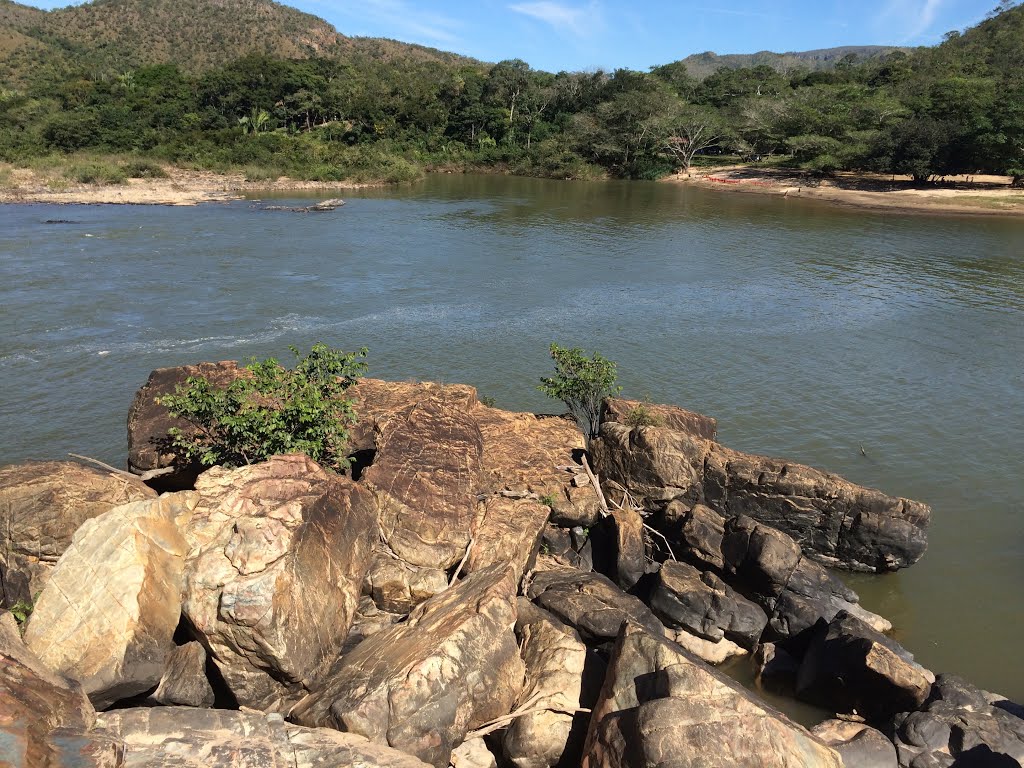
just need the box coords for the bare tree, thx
[663,103,731,173]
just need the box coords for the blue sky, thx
[21,0,1000,72]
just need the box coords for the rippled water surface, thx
[2,174,1023,699]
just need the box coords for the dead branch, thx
[581,454,610,518]
[448,537,475,587]
[69,453,174,483]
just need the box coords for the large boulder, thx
[890,675,1024,767]
[601,396,717,440]
[290,565,525,768]
[126,361,244,489]
[581,622,843,768]
[0,612,121,767]
[364,394,482,570]
[647,560,768,650]
[0,460,156,606]
[24,493,193,709]
[366,550,448,614]
[502,601,588,768]
[796,611,933,723]
[526,562,667,644]
[592,422,930,572]
[811,720,898,768]
[181,455,377,711]
[721,514,891,641]
[98,706,432,767]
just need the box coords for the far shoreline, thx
[664,164,1024,218]
[3,161,1024,218]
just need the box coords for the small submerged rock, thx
[253,198,345,212]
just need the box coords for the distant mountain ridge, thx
[0,0,474,85]
[675,46,909,79]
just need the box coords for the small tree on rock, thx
[538,343,621,444]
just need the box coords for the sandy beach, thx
[667,165,1024,216]
[0,165,378,206]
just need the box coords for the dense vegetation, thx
[1,0,1021,184]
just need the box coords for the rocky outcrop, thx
[582,622,843,768]
[527,562,666,643]
[0,460,155,606]
[150,642,215,709]
[24,493,193,709]
[592,422,930,572]
[890,675,1024,767]
[98,706,432,767]
[647,560,768,650]
[290,565,525,768]
[502,601,587,768]
[601,396,717,439]
[181,455,377,711]
[126,361,244,489]
[365,394,483,570]
[811,720,898,768]
[796,611,933,723]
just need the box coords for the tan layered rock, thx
[593,422,930,572]
[126,361,244,487]
[24,493,193,709]
[582,622,844,768]
[0,460,155,605]
[364,394,483,570]
[99,706,432,768]
[502,601,587,768]
[150,642,214,708]
[367,551,448,614]
[601,396,717,440]
[290,565,525,768]
[181,455,377,711]
[0,612,121,767]
[465,497,550,582]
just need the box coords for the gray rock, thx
[150,642,214,708]
[647,560,768,649]
[526,562,666,643]
[795,611,932,723]
[811,720,899,768]
[754,642,800,697]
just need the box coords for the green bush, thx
[157,343,368,472]
[538,343,622,443]
[66,162,128,185]
[625,402,663,428]
[122,159,169,178]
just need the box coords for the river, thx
[2,173,1022,701]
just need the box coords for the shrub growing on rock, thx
[539,343,621,443]
[157,343,367,471]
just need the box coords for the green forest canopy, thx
[1,0,1022,184]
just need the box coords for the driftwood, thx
[69,453,174,483]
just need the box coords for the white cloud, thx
[508,1,602,37]
[307,0,461,44]
[876,0,948,42]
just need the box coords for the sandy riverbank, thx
[0,165,379,206]
[667,165,1024,216]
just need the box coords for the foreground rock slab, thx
[181,455,377,711]
[24,494,192,709]
[290,565,525,768]
[811,720,898,768]
[99,706,431,767]
[0,612,121,767]
[0,460,155,606]
[582,622,843,768]
[593,422,930,572]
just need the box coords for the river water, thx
[2,174,1022,700]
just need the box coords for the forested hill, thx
[0,0,471,84]
[675,46,907,80]
[0,0,1021,186]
